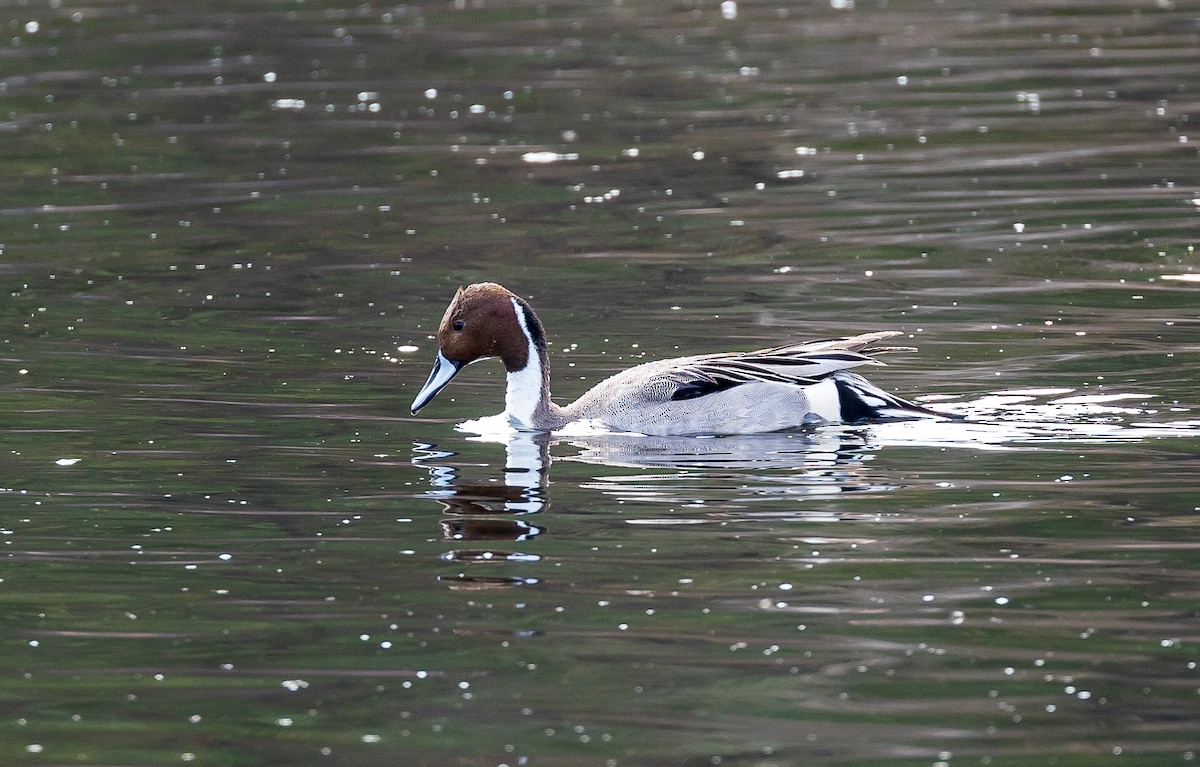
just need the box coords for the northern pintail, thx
[410,282,949,436]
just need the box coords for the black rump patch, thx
[833,376,879,422]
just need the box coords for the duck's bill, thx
[410,351,464,414]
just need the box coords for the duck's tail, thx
[832,371,961,422]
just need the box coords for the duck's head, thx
[410,282,540,414]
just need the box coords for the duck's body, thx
[410,282,948,436]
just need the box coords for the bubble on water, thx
[25,21,40,33]
[1017,91,1041,112]
[263,71,277,83]
[522,151,578,164]
[55,458,80,466]
[721,1,737,20]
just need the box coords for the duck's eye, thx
[452,320,465,331]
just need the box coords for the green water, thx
[1,0,1198,765]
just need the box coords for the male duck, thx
[410,282,948,436]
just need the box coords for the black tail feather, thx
[833,372,960,422]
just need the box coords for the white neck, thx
[505,297,544,428]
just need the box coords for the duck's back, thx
[559,338,948,435]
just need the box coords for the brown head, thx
[411,283,544,414]
[436,282,535,371]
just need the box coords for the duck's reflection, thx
[562,430,901,519]
[413,389,1194,561]
[564,430,877,472]
[413,434,550,544]
[413,426,894,538]
[412,434,551,591]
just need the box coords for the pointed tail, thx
[832,371,961,422]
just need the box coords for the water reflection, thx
[566,430,904,521]
[412,389,1199,529]
[565,430,878,472]
[412,437,548,591]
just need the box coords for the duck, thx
[410,282,951,436]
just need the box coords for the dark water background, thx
[2,0,1199,765]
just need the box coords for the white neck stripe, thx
[505,297,543,427]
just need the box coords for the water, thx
[2,0,1199,764]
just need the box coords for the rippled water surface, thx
[2,0,1199,765]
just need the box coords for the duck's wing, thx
[667,331,913,402]
[753,330,915,357]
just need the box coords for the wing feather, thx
[666,331,911,402]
